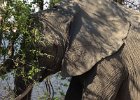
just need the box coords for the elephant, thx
[64,0,140,100]
[60,1,140,100]
[36,0,140,99]
[1,0,140,100]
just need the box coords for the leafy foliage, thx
[0,0,46,82]
[0,0,65,99]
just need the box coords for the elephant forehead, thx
[61,0,130,76]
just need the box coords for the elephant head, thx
[0,0,131,82]
[33,0,132,81]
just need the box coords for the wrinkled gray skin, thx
[65,25,140,100]
[61,1,140,100]
[37,0,140,100]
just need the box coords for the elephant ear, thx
[61,0,130,76]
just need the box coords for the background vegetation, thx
[0,0,63,99]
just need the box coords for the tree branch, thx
[15,83,34,100]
